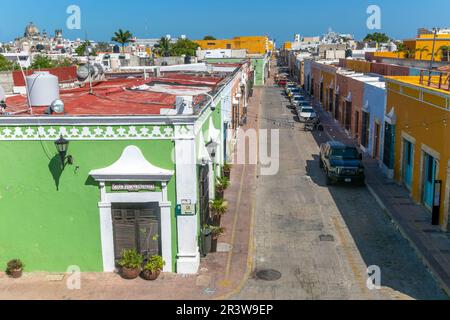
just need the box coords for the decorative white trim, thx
[90,146,174,182]
[0,125,176,141]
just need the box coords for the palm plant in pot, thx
[142,255,165,281]
[209,198,228,226]
[118,249,143,280]
[223,163,232,179]
[210,226,226,253]
[6,259,24,279]
[215,176,230,199]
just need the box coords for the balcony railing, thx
[419,70,450,91]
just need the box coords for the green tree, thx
[75,41,97,56]
[395,42,407,58]
[170,38,200,57]
[154,36,172,57]
[30,55,54,69]
[438,45,450,62]
[0,54,19,71]
[364,32,390,45]
[111,29,133,54]
[415,46,429,60]
[203,35,216,40]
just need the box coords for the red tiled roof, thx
[5,75,224,117]
[12,66,78,86]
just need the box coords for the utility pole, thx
[428,27,438,86]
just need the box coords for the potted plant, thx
[201,225,212,257]
[215,176,230,199]
[210,226,226,253]
[6,259,24,279]
[223,163,232,179]
[209,198,228,226]
[118,249,143,280]
[142,255,165,281]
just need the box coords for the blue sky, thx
[2,0,450,45]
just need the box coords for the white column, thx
[160,182,173,272]
[175,125,200,274]
[99,201,115,272]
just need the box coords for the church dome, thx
[25,22,40,37]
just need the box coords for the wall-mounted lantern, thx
[55,135,74,168]
[206,140,218,160]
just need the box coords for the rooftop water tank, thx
[26,71,60,107]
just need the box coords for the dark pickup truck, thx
[319,141,365,186]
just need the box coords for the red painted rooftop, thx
[4,74,225,117]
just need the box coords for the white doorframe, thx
[98,184,173,273]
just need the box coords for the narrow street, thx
[234,69,447,300]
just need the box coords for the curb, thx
[366,183,450,297]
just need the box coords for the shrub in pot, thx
[223,163,232,179]
[209,199,228,226]
[215,176,230,199]
[118,249,143,280]
[142,255,165,281]
[210,226,225,253]
[6,259,24,279]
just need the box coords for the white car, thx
[297,106,317,122]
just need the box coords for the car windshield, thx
[294,97,304,101]
[302,108,314,113]
[330,147,358,160]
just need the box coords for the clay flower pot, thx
[9,268,23,279]
[121,267,141,280]
[142,270,161,281]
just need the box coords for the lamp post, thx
[55,135,74,169]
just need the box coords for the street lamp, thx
[55,135,74,168]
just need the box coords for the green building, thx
[0,67,243,274]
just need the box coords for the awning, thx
[90,146,174,182]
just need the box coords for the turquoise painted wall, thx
[0,139,176,273]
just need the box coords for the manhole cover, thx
[319,234,335,242]
[255,269,282,281]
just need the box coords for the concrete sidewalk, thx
[316,103,450,297]
[0,88,262,301]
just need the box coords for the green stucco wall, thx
[206,57,267,86]
[0,138,176,273]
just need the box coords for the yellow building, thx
[414,33,450,61]
[385,74,450,229]
[194,36,270,55]
[374,32,450,61]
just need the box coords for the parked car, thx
[297,106,317,122]
[319,141,365,186]
[291,95,306,106]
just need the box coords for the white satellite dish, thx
[0,85,5,102]
[50,99,65,114]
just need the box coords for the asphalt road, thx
[234,74,447,300]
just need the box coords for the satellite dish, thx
[0,85,5,102]
[50,99,65,114]
[77,64,94,81]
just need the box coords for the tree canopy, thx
[363,32,390,44]
[203,35,216,40]
[75,41,97,56]
[111,29,133,53]
[0,54,19,71]
[30,55,54,69]
[170,38,200,57]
